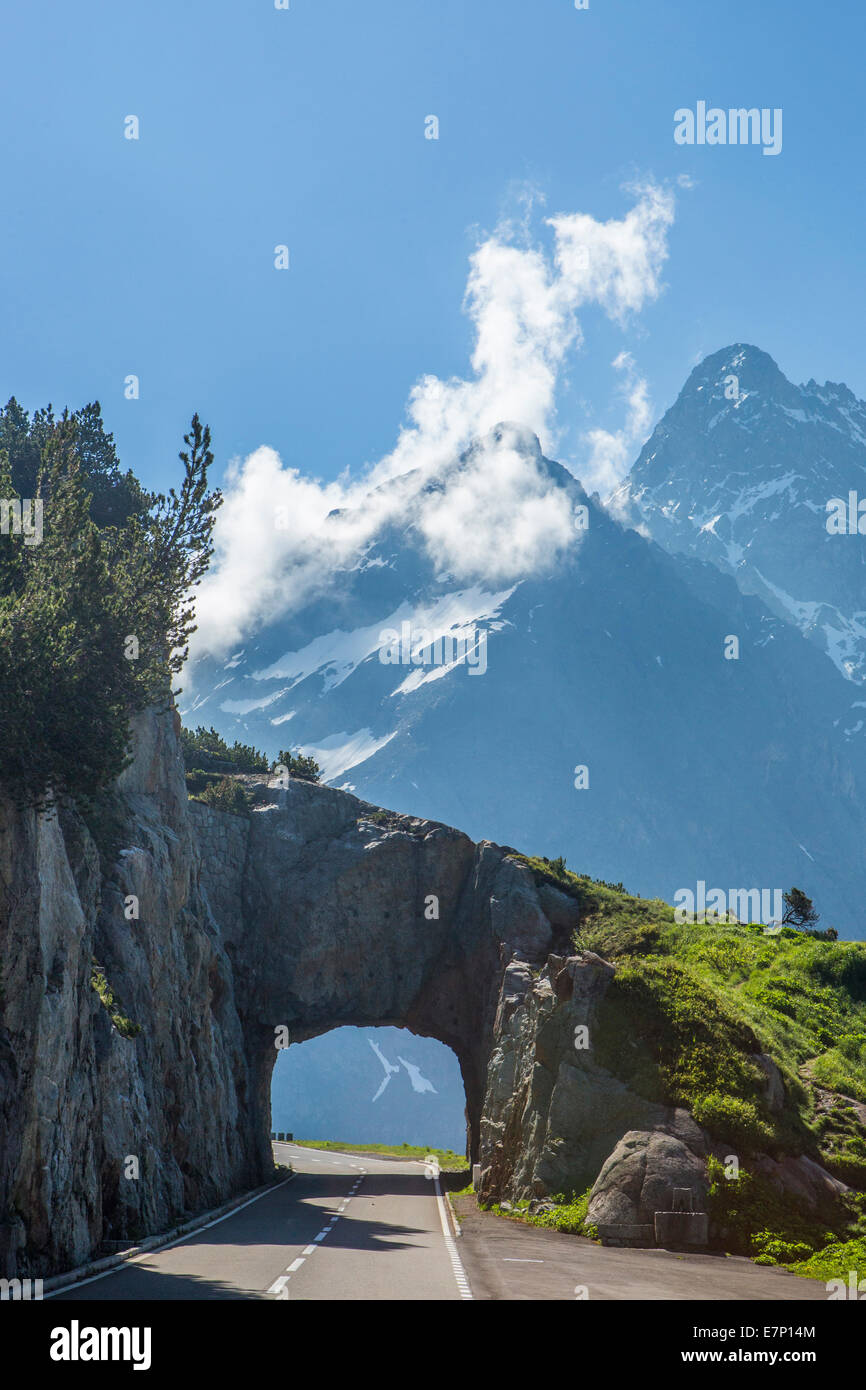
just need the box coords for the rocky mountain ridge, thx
[613,344,866,687]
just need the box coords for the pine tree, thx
[781,888,820,930]
[276,749,322,783]
[0,411,221,810]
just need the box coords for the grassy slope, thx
[290,1139,469,1170]
[511,856,866,1277]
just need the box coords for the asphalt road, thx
[47,1145,830,1302]
[452,1198,830,1301]
[49,1143,469,1302]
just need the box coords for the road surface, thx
[452,1198,829,1300]
[50,1143,469,1301]
[48,1144,829,1301]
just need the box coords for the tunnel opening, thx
[269,1025,469,1160]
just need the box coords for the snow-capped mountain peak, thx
[612,344,866,682]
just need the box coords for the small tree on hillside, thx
[781,887,820,930]
[199,776,251,816]
[276,749,321,783]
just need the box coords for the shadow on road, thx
[54,1167,446,1301]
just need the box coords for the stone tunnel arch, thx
[192,775,574,1185]
[0,708,587,1278]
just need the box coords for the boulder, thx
[750,1152,848,1210]
[587,1127,709,1229]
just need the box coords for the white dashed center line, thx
[269,1163,368,1295]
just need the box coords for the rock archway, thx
[192,777,569,1175]
[0,709,575,1277]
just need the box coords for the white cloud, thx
[583,351,655,498]
[416,427,579,583]
[190,184,675,660]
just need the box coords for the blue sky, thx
[2,0,864,497]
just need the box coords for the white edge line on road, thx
[445,1191,462,1237]
[43,1172,297,1299]
[433,1174,472,1300]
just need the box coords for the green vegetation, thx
[486,1187,599,1239]
[781,886,838,939]
[291,1139,469,1170]
[705,1156,839,1262]
[593,958,774,1141]
[691,1094,775,1153]
[90,962,141,1039]
[181,725,270,774]
[518,854,671,957]
[0,403,221,810]
[517,853,866,1269]
[706,1157,866,1279]
[196,776,253,817]
[520,854,866,1157]
[179,727,323,806]
[785,1236,866,1284]
[276,749,321,783]
[181,725,269,815]
[1,397,150,531]
[449,1180,475,1198]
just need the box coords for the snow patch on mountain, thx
[220,687,292,715]
[250,585,517,694]
[298,728,398,780]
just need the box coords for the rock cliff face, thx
[0,707,565,1277]
[477,952,708,1208]
[0,709,260,1278]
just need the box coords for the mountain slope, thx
[185,423,866,936]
